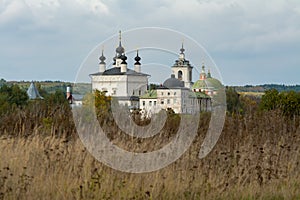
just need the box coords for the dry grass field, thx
[1,107,300,199]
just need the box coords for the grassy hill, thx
[233,84,300,93]
[6,80,91,95]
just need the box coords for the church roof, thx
[192,77,223,90]
[140,90,157,99]
[27,81,43,100]
[90,67,149,76]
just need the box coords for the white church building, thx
[90,31,221,114]
[90,31,149,108]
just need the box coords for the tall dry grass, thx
[1,106,300,199]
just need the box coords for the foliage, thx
[234,84,300,93]
[44,90,68,106]
[94,90,112,122]
[0,84,28,115]
[226,87,243,114]
[260,89,300,116]
[149,83,160,90]
[1,110,300,199]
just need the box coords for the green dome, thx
[192,79,207,90]
[206,77,223,89]
[192,77,223,90]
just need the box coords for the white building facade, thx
[90,31,149,108]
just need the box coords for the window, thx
[167,92,170,96]
[161,99,164,104]
[178,70,183,80]
[142,101,145,106]
[139,90,141,95]
[161,92,164,95]
[167,99,170,104]
[112,88,117,95]
[149,101,152,106]
[174,92,176,95]
[154,101,157,106]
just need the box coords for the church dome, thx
[192,79,207,90]
[206,77,222,89]
[163,74,184,88]
[116,42,125,54]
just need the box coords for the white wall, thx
[91,75,148,97]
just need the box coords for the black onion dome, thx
[120,54,127,61]
[163,74,184,88]
[120,54,127,64]
[112,54,116,65]
[180,44,185,54]
[99,50,106,64]
[134,50,141,65]
[116,42,125,55]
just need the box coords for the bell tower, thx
[171,43,193,88]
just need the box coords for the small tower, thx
[171,42,193,88]
[200,64,206,80]
[207,69,212,78]
[134,50,141,73]
[66,86,73,104]
[99,49,106,73]
[120,53,127,73]
[27,81,43,100]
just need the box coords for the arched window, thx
[178,70,183,80]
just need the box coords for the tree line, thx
[226,87,300,117]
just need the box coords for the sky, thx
[0,0,299,86]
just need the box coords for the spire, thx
[99,48,106,73]
[99,48,106,64]
[180,42,185,54]
[134,49,141,65]
[134,49,141,73]
[116,30,124,56]
[179,41,185,60]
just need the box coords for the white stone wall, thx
[140,88,204,114]
[91,75,127,96]
[156,88,183,113]
[139,98,160,116]
[91,74,148,97]
[127,75,148,96]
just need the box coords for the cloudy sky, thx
[0,0,299,85]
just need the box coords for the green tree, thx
[0,84,28,116]
[278,91,300,116]
[45,90,68,106]
[260,89,279,111]
[226,87,243,114]
[90,90,112,125]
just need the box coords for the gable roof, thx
[90,67,149,76]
